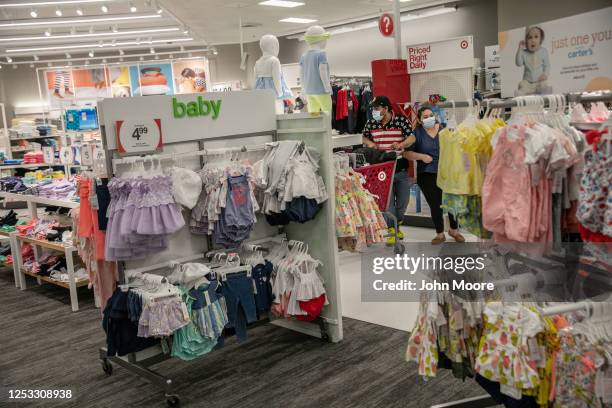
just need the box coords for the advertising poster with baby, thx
[130,63,175,96]
[499,7,612,98]
[172,59,210,94]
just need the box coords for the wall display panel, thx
[172,59,211,94]
[499,7,612,97]
[130,63,175,96]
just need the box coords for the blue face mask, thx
[372,110,383,122]
[422,116,436,129]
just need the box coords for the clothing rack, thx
[111,143,274,173]
[420,91,612,110]
[430,301,595,408]
[122,253,206,280]
[97,95,343,406]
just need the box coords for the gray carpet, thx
[0,269,486,408]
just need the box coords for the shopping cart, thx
[354,158,405,255]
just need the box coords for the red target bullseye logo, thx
[378,171,387,182]
[460,40,469,49]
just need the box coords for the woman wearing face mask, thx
[362,96,414,244]
[403,106,465,244]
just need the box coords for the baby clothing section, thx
[256,141,328,226]
[105,175,185,260]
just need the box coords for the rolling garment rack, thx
[95,92,343,407]
[402,90,612,229]
[424,91,612,408]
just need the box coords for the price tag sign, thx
[92,145,108,177]
[59,146,74,164]
[115,118,163,156]
[81,143,93,166]
[42,146,55,164]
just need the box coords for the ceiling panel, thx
[164,0,453,45]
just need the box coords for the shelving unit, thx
[0,190,91,311]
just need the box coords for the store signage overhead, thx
[115,118,163,155]
[498,6,612,98]
[406,36,474,73]
[172,97,222,119]
[378,13,394,37]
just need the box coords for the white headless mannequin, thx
[254,34,285,114]
[300,25,332,95]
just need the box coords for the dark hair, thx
[181,68,196,78]
[371,95,392,110]
[525,26,545,42]
[418,104,434,119]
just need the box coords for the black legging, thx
[417,172,458,234]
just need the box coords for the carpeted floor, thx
[0,269,487,408]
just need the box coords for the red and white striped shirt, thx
[363,114,413,172]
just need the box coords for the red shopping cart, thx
[354,158,405,254]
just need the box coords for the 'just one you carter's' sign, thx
[172,96,222,119]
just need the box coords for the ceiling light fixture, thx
[169,53,173,59]
[111,24,118,32]
[55,8,62,16]
[154,0,162,14]
[6,56,12,62]
[118,48,124,55]
[128,1,136,12]
[149,47,154,54]
[44,28,51,36]
[279,17,317,24]
[33,55,39,60]
[1,1,111,6]
[98,40,103,47]
[139,55,143,61]
[288,5,457,38]
[0,13,162,28]
[30,9,38,17]
[7,38,195,52]
[259,0,304,7]
[0,27,180,43]
[100,4,108,13]
[76,7,83,15]
[111,39,116,46]
[85,59,89,64]
[47,62,52,67]
[102,58,106,63]
[182,26,189,35]
[30,63,35,67]
[88,49,94,57]
[65,52,70,57]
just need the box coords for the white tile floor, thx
[338,226,479,332]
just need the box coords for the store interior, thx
[0,0,611,407]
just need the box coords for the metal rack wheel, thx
[101,359,113,376]
[165,394,180,407]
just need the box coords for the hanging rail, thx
[111,142,274,172]
[418,91,612,110]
